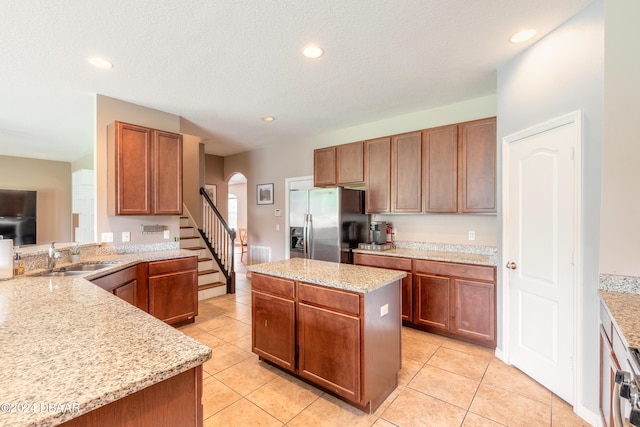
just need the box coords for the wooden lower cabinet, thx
[414,273,450,330]
[148,257,198,325]
[252,274,296,372]
[353,253,412,321]
[91,265,139,307]
[61,366,203,427]
[251,273,401,413]
[113,279,137,305]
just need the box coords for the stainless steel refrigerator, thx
[289,187,369,263]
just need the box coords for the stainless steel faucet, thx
[48,241,61,270]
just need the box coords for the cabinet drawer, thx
[354,253,412,271]
[252,273,295,299]
[415,259,494,282]
[298,282,360,315]
[148,256,197,276]
[91,265,137,292]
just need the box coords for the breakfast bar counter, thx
[0,250,211,427]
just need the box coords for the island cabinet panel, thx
[414,259,496,347]
[422,124,458,213]
[251,274,296,372]
[314,146,337,187]
[392,132,422,213]
[353,253,412,322]
[148,257,198,325]
[108,121,183,216]
[337,141,365,185]
[298,301,361,403]
[365,137,392,213]
[459,117,497,213]
[60,366,203,427]
[91,265,139,307]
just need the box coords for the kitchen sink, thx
[31,261,121,277]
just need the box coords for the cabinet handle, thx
[506,261,517,270]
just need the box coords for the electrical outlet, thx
[276,224,280,231]
[468,231,476,241]
[101,232,113,243]
[122,231,130,243]
[163,230,170,239]
[274,209,281,217]
[380,304,389,317]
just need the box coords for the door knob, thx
[506,261,517,270]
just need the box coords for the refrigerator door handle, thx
[303,214,309,258]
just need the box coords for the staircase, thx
[179,215,228,300]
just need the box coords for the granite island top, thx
[352,242,497,267]
[247,258,406,293]
[0,249,211,427]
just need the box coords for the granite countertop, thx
[0,249,211,427]
[600,291,640,348]
[352,245,497,267]
[247,258,406,293]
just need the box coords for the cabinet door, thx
[459,118,496,213]
[252,291,295,372]
[314,147,337,187]
[365,137,391,213]
[113,280,137,306]
[452,279,495,343]
[392,132,422,212]
[148,271,197,325]
[337,141,364,185]
[422,125,458,213]
[153,130,183,215]
[401,274,413,322]
[298,302,361,403]
[414,274,450,330]
[115,122,152,215]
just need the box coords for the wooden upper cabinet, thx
[153,130,183,215]
[109,121,183,216]
[422,125,458,213]
[392,132,422,212]
[313,147,336,187]
[114,122,153,215]
[459,118,496,213]
[336,141,364,185]
[364,137,391,213]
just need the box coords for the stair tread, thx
[184,246,205,250]
[181,236,199,240]
[198,269,220,275]
[198,282,226,291]
[198,257,213,262]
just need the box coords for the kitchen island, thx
[0,250,211,427]
[247,258,405,413]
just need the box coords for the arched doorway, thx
[228,173,247,266]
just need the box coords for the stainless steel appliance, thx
[370,221,387,245]
[289,187,368,263]
[615,347,640,426]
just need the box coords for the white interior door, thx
[503,112,580,404]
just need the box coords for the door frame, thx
[500,110,583,408]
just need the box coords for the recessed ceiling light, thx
[261,116,275,122]
[302,46,324,59]
[510,29,537,44]
[88,57,114,69]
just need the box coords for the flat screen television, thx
[0,189,37,245]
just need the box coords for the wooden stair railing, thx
[199,187,236,294]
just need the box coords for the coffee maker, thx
[369,221,387,245]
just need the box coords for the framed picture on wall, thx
[205,184,217,205]
[257,183,274,205]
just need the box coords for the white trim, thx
[501,110,583,410]
[284,176,314,259]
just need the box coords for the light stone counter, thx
[600,290,640,349]
[0,249,211,427]
[247,258,406,293]
[352,241,497,267]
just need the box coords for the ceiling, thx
[1,0,592,163]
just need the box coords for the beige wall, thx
[96,95,182,245]
[183,134,204,226]
[600,0,640,275]
[0,155,72,245]
[204,154,228,222]
[224,95,497,262]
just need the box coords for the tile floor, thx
[178,257,591,427]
